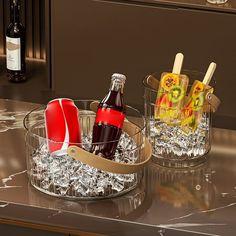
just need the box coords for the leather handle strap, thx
[67,101,152,174]
[67,138,152,174]
[145,74,159,91]
[205,91,221,113]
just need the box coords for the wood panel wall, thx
[0,0,46,60]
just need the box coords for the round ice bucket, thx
[143,71,220,168]
[24,100,152,200]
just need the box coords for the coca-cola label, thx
[95,108,125,128]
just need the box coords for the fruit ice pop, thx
[155,53,189,124]
[181,62,217,133]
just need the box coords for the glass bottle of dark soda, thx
[90,73,126,160]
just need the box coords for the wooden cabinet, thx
[50,0,236,128]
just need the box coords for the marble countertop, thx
[0,99,236,235]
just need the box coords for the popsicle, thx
[155,53,189,124]
[181,62,217,133]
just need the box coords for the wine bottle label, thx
[95,108,125,128]
[6,37,21,71]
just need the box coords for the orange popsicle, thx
[181,62,217,132]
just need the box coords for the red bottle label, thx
[95,108,125,128]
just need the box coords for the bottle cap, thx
[111,73,126,83]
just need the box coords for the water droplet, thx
[158,229,165,236]
[221,193,229,197]
[196,185,201,190]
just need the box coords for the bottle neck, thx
[109,79,125,94]
[10,0,20,24]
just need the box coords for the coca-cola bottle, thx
[90,73,126,160]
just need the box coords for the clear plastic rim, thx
[24,120,143,157]
[23,99,146,146]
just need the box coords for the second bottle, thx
[90,73,126,160]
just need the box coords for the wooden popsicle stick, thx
[202,62,217,85]
[172,53,184,74]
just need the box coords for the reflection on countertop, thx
[0,56,51,104]
[0,99,236,235]
[129,0,236,13]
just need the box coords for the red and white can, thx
[45,98,81,155]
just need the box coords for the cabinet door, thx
[51,0,236,127]
[0,223,67,236]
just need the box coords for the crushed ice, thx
[30,132,139,198]
[150,114,210,158]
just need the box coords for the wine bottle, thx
[6,0,26,82]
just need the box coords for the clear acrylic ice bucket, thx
[143,71,218,168]
[24,100,151,200]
